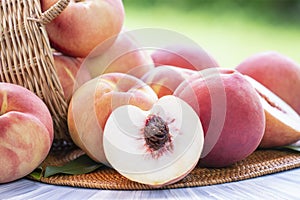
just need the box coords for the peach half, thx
[245,76,300,148]
[103,95,204,187]
[67,73,158,165]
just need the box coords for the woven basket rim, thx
[27,148,300,190]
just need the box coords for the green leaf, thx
[44,155,103,178]
[28,167,43,181]
[281,145,300,152]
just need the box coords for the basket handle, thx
[28,0,70,25]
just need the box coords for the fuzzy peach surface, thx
[0,83,53,183]
[68,73,158,165]
[174,69,265,167]
[41,0,125,58]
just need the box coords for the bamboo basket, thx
[0,0,73,150]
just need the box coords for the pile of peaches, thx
[1,0,300,188]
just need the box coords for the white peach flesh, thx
[103,95,204,187]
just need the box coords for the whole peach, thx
[53,52,91,102]
[83,32,154,79]
[0,83,53,183]
[151,44,219,71]
[41,0,125,58]
[141,65,196,98]
[68,73,158,165]
[236,51,300,114]
[174,68,265,167]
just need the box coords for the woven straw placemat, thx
[29,148,300,190]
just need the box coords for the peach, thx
[245,76,300,148]
[236,51,300,114]
[103,95,204,187]
[41,0,125,58]
[53,52,91,102]
[174,68,265,168]
[141,65,197,98]
[0,83,53,183]
[68,73,158,165]
[151,44,219,71]
[82,32,154,79]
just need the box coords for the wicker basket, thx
[29,148,300,190]
[0,0,72,148]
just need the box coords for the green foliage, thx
[124,1,300,68]
[123,0,300,10]
[281,145,300,152]
[123,0,300,24]
[43,155,103,178]
[29,155,103,180]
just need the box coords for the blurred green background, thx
[122,0,300,68]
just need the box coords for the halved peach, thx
[103,95,204,187]
[245,76,300,148]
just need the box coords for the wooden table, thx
[1,167,300,200]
